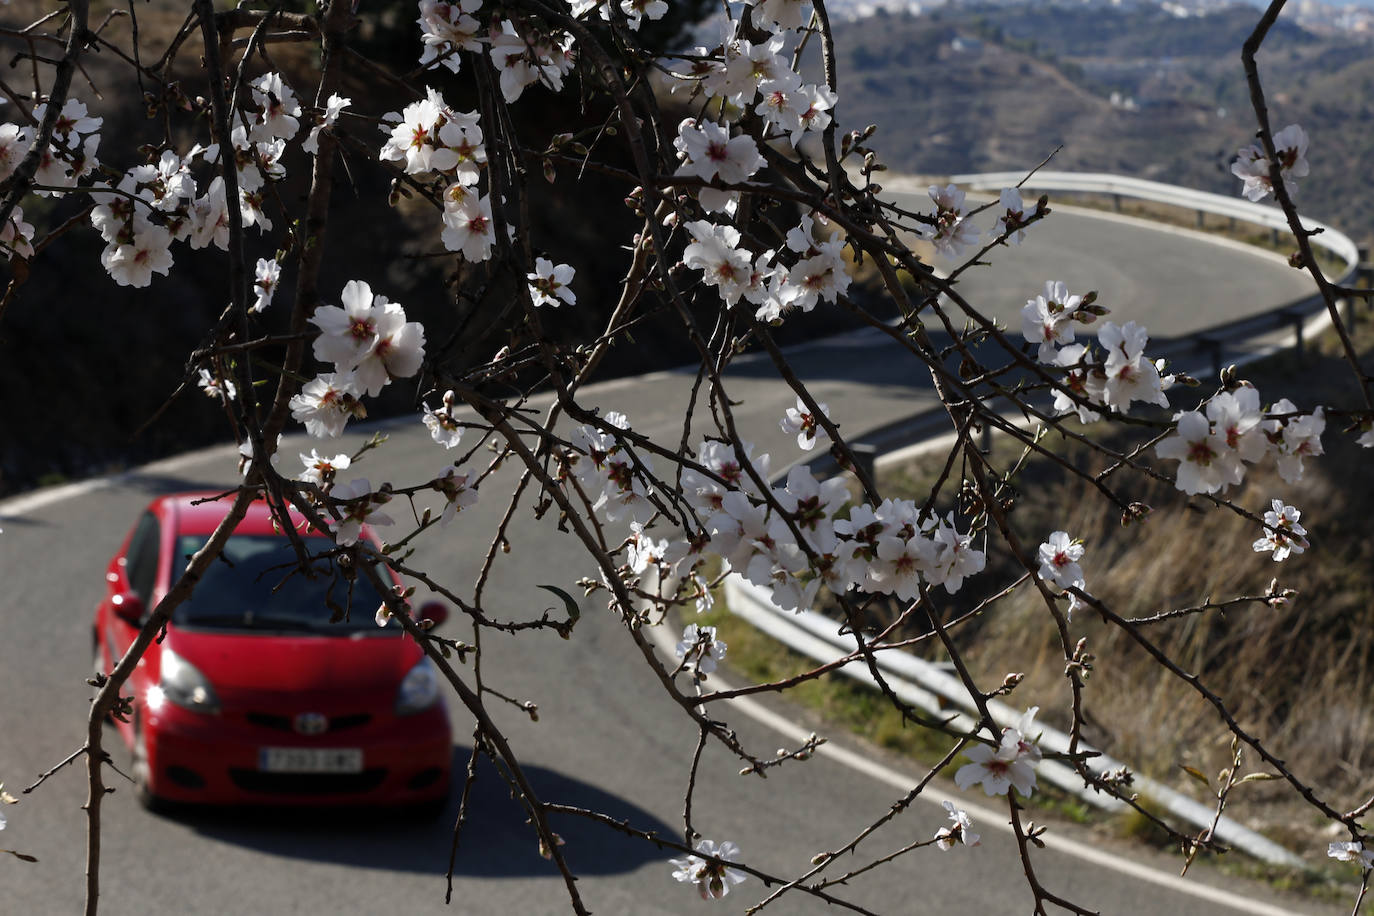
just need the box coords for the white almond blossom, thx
[925,516,986,594]
[298,450,350,489]
[954,708,1041,797]
[1037,531,1085,590]
[1252,499,1308,561]
[869,533,934,602]
[289,371,366,438]
[423,390,464,448]
[779,396,830,450]
[1328,841,1374,870]
[1263,398,1324,484]
[433,466,480,526]
[683,220,753,306]
[441,193,495,261]
[302,93,351,155]
[1051,344,1102,424]
[311,279,384,369]
[188,176,230,250]
[934,800,980,850]
[992,187,1032,245]
[417,0,483,73]
[488,23,565,103]
[329,478,394,546]
[352,303,427,397]
[380,96,444,174]
[1156,411,1230,495]
[253,258,280,312]
[619,0,668,29]
[751,0,812,32]
[431,114,485,183]
[626,521,672,574]
[675,623,727,675]
[1232,123,1308,202]
[101,224,173,288]
[248,72,301,143]
[1097,321,1168,412]
[676,119,765,190]
[0,122,31,182]
[0,207,35,259]
[919,183,981,258]
[306,280,424,395]
[1021,281,1082,363]
[669,839,747,901]
[1206,386,1267,467]
[528,258,576,307]
[197,368,236,401]
[721,35,792,104]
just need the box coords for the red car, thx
[93,492,452,811]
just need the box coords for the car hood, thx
[167,630,421,693]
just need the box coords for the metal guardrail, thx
[722,173,1359,866]
[947,170,1360,268]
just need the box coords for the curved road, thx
[1,205,1339,915]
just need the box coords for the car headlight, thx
[395,657,440,715]
[160,648,220,714]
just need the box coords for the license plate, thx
[258,747,363,773]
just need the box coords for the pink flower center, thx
[1187,440,1216,465]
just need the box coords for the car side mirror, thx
[415,601,448,629]
[111,591,145,624]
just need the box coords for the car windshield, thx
[172,535,399,635]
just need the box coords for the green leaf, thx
[538,584,581,622]
[1179,765,1210,788]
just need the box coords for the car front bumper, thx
[140,700,452,806]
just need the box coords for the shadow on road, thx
[159,746,674,878]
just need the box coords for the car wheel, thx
[130,717,168,814]
[404,793,450,822]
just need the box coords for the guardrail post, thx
[1278,308,1303,359]
[1195,209,1205,229]
[1112,193,1122,213]
[850,442,876,488]
[1196,336,1222,380]
[1352,245,1373,329]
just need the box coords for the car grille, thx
[228,768,387,795]
[245,712,373,733]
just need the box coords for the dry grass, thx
[832,316,1374,857]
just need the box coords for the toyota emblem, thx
[293,712,329,736]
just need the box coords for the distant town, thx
[827,0,1374,38]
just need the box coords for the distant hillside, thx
[833,5,1374,241]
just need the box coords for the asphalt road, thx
[0,206,1342,915]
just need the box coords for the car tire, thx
[130,717,169,814]
[404,793,450,822]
